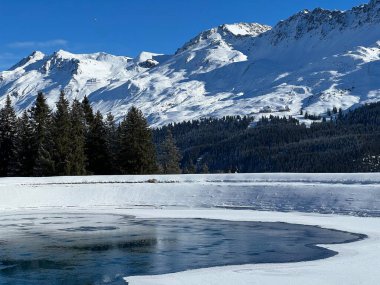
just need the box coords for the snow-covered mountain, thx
[1,0,380,126]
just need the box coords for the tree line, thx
[0,92,181,177]
[153,102,380,173]
[1,93,379,176]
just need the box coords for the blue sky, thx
[0,0,367,69]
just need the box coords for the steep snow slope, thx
[1,0,380,126]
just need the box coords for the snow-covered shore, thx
[0,173,379,284]
[2,173,380,186]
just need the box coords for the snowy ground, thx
[0,173,379,284]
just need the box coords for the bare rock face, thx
[139,59,159,68]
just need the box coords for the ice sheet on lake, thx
[1,173,380,216]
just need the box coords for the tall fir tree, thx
[69,99,87,175]
[82,95,94,127]
[30,92,55,176]
[119,106,157,174]
[86,111,112,174]
[82,95,95,172]
[0,95,18,176]
[105,112,119,173]
[52,91,71,175]
[14,111,34,176]
[158,130,182,174]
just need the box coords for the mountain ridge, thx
[1,0,380,126]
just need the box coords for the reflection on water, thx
[0,213,364,285]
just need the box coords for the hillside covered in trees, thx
[154,103,380,173]
[0,93,379,177]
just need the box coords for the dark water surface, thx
[0,213,364,285]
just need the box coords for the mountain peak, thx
[30,50,45,58]
[52,49,76,59]
[263,0,380,46]
[176,22,271,54]
[50,50,131,63]
[8,50,45,71]
[220,23,271,37]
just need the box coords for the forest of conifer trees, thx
[153,103,380,173]
[0,93,379,177]
[0,92,180,177]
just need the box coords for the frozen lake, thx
[0,213,364,285]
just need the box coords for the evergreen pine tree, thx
[52,91,71,175]
[159,130,181,174]
[87,111,112,174]
[338,108,344,120]
[82,95,94,127]
[0,95,18,176]
[31,92,55,176]
[69,99,87,175]
[119,106,157,174]
[82,95,95,172]
[105,112,118,173]
[14,111,34,176]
